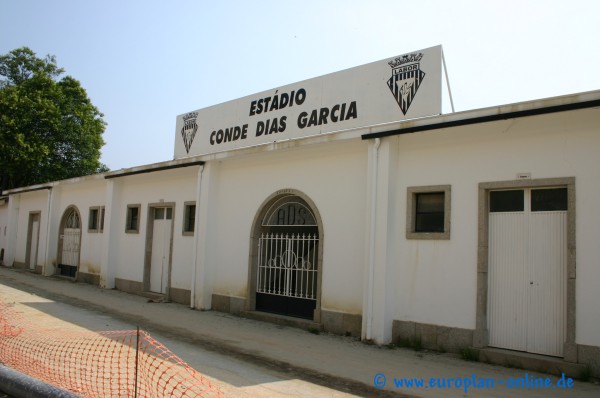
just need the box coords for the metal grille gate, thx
[256,233,318,318]
[257,233,318,299]
[59,209,81,277]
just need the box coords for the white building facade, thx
[1,48,599,375]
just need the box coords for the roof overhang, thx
[104,159,204,179]
[362,90,600,140]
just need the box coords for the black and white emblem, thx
[181,112,198,153]
[387,52,426,115]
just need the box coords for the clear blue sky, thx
[2,0,599,170]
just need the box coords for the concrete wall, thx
[11,190,49,269]
[206,139,368,316]
[389,107,600,348]
[111,166,199,294]
[54,179,107,279]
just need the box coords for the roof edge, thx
[362,90,600,140]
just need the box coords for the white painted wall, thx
[111,166,199,289]
[389,107,600,346]
[206,139,369,315]
[13,191,49,266]
[54,178,107,276]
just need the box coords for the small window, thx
[490,190,524,212]
[126,204,141,233]
[531,188,567,211]
[407,185,451,240]
[88,206,105,233]
[183,202,196,235]
[415,193,445,232]
[88,208,99,231]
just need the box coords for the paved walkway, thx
[1,267,599,398]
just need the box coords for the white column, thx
[4,194,20,267]
[100,179,120,288]
[362,137,399,344]
[42,188,54,275]
[43,185,63,276]
[193,162,217,310]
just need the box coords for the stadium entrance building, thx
[1,46,599,375]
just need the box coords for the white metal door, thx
[28,218,40,270]
[150,207,172,294]
[488,188,567,357]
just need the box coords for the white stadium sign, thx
[174,45,442,158]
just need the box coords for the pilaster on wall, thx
[193,163,218,310]
[5,194,20,267]
[42,187,62,276]
[100,179,120,288]
[362,137,399,344]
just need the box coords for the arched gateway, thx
[249,191,323,320]
[57,206,82,278]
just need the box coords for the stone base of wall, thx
[393,319,600,379]
[12,262,42,274]
[321,309,362,337]
[78,272,100,286]
[170,287,191,306]
[578,344,600,378]
[392,320,473,353]
[115,278,143,294]
[212,294,362,338]
[211,293,246,315]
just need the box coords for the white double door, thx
[488,187,567,357]
[150,207,173,294]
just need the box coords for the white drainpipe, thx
[366,138,380,340]
[190,164,205,309]
[44,187,54,276]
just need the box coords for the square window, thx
[183,202,196,235]
[407,185,451,240]
[126,205,141,233]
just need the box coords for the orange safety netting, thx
[0,301,224,397]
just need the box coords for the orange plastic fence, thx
[0,302,224,397]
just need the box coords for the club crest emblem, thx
[387,52,426,115]
[181,112,198,153]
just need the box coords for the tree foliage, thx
[0,47,107,191]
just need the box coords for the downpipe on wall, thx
[366,138,380,341]
[190,164,205,309]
